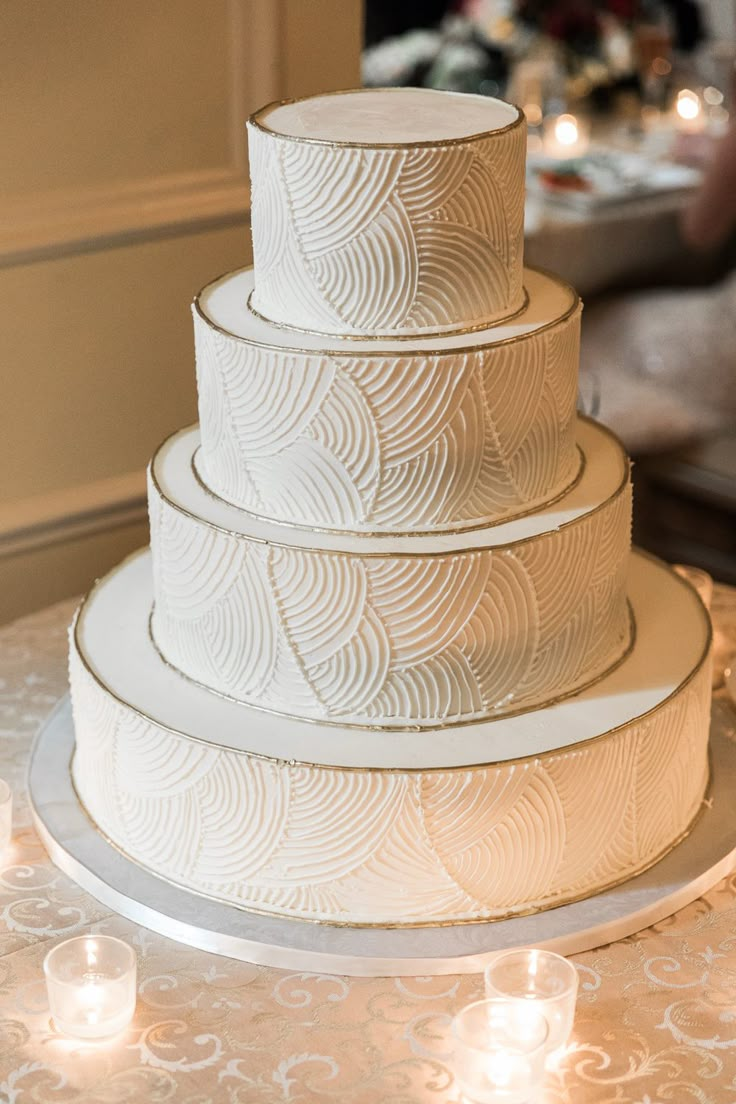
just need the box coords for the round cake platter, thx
[29,695,736,978]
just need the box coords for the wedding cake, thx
[69,88,712,926]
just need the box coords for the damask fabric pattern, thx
[2,593,736,1104]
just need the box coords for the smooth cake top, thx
[250,87,521,145]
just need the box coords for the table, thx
[525,189,693,298]
[524,124,729,298]
[1,590,736,1103]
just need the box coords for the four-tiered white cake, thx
[69,88,712,926]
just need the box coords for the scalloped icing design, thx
[194,306,581,532]
[148,475,633,727]
[247,116,527,336]
[69,641,711,925]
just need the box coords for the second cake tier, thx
[195,266,581,534]
[149,417,633,729]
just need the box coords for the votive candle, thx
[484,948,579,1056]
[542,113,590,158]
[451,997,549,1103]
[44,935,136,1039]
[675,88,704,132]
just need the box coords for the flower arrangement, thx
[362,0,703,107]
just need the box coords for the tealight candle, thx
[542,113,590,158]
[675,88,704,132]
[0,779,11,857]
[484,949,578,1057]
[451,998,548,1103]
[44,935,136,1039]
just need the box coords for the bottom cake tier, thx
[69,549,712,927]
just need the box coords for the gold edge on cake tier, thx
[190,444,587,539]
[148,415,627,558]
[248,87,525,149]
[146,601,637,732]
[244,286,531,340]
[71,548,712,766]
[67,742,711,929]
[192,267,582,353]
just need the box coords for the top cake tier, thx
[247,88,527,338]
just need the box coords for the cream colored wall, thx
[0,0,362,624]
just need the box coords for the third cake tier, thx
[149,417,633,729]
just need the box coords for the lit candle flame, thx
[554,114,579,147]
[704,86,723,106]
[82,979,103,1025]
[676,90,700,121]
[486,1051,515,1088]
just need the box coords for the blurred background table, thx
[526,187,693,296]
[523,126,736,585]
[523,114,729,296]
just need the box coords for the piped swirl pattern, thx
[247,116,527,336]
[194,302,581,532]
[148,468,633,728]
[69,640,710,925]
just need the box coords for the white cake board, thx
[30,695,736,977]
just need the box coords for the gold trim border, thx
[149,416,629,559]
[68,740,710,929]
[245,286,531,342]
[147,599,636,734]
[193,266,581,357]
[190,444,587,540]
[69,544,713,772]
[248,86,525,150]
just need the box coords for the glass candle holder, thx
[0,778,11,857]
[44,935,137,1039]
[484,949,578,1056]
[451,998,549,1103]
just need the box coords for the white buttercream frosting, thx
[195,268,581,532]
[66,86,709,930]
[69,549,712,926]
[247,89,526,335]
[148,421,632,728]
[255,88,519,143]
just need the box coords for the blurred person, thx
[682,122,736,249]
[579,121,736,454]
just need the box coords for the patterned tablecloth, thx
[1,587,736,1104]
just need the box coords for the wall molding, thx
[0,471,147,561]
[0,0,285,268]
[0,169,250,268]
